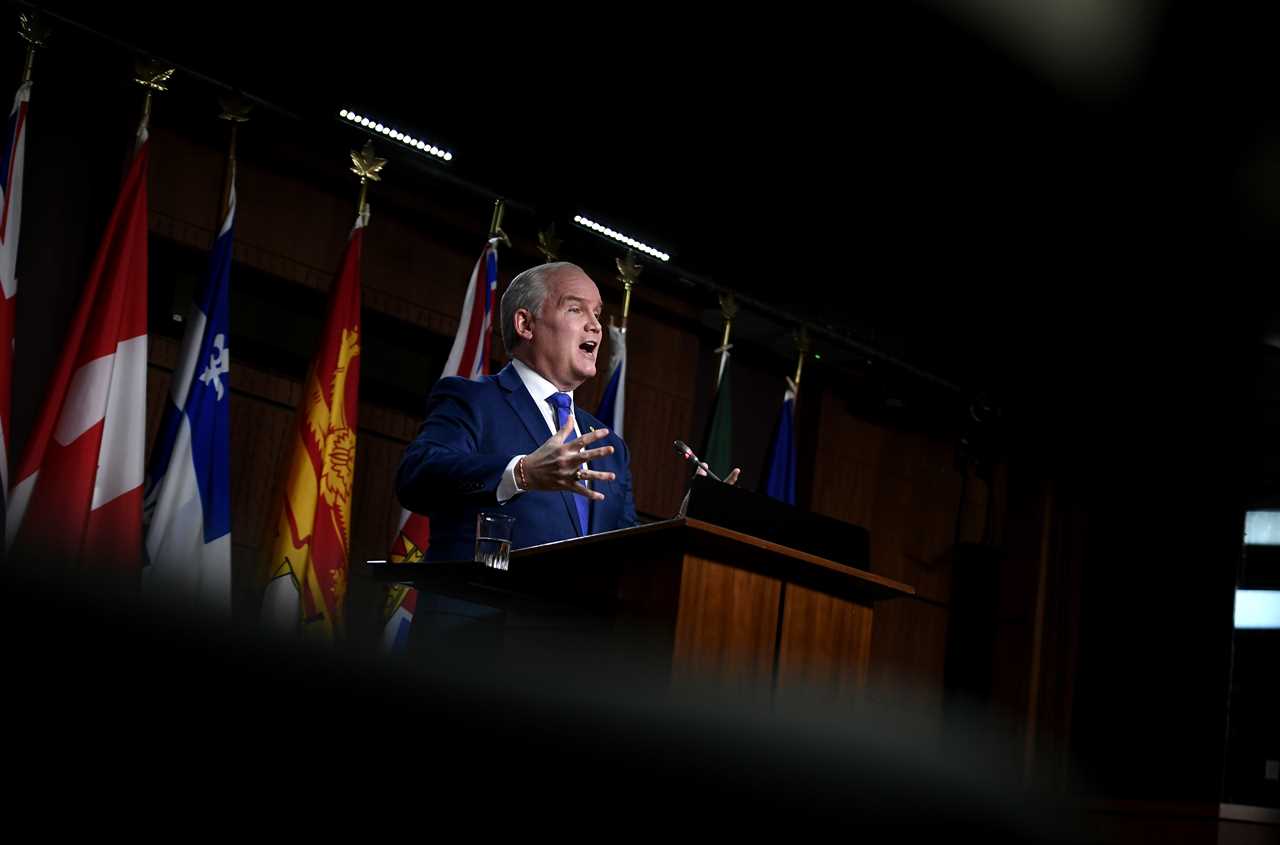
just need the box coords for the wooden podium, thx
[372,517,913,702]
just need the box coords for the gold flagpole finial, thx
[793,326,811,389]
[714,292,737,390]
[18,12,51,83]
[218,93,253,123]
[216,96,251,223]
[134,58,175,130]
[349,140,386,216]
[615,250,642,332]
[537,223,562,263]
[716,293,737,353]
[488,198,511,247]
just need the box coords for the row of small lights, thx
[335,113,829,363]
[338,111,671,261]
[339,109,453,162]
[572,215,670,262]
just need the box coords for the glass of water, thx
[475,512,515,570]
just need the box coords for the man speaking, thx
[396,262,637,561]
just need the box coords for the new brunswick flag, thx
[258,206,366,640]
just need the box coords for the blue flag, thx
[142,188,234,609]
[763,381,797,506]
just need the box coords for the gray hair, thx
[500,261,583,355]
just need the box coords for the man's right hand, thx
[521,417,616,501]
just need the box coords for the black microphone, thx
[672,440,723,482]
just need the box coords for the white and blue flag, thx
[142,189,235,609]
[595,323,626,437]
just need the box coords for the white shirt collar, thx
[511,356,573,409]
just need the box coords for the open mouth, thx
[579,340,598,357]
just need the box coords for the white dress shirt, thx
[496,356,585,503]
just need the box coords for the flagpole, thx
[715,293,737,390]
[485,199,508,374]
[217,95,252,222]
[489,198,511,246]
[18,12,50,83]
[349,140,386,217]
[792,326,810,401]
[615,250,642,333]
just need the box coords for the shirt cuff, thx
[497,455,526,504]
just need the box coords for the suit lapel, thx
[498,364,552,452]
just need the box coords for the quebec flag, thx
[595,324,626,438]
[142,188,235,610]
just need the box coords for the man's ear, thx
[514,308,535,343]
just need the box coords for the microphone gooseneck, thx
[671,440,723,482]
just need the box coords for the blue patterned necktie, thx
[548,392,590,536]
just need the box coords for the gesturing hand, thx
[521,417,616,501]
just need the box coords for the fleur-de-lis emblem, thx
[616,250,643,288]
[18,13,51,50]
[199,333,230,400]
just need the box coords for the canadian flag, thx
[6,125,149,575]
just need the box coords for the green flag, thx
[702,364,733,479]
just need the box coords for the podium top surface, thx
[680,476,872,571]
[368,517,914,602]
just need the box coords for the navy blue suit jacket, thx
[396,363,638,561]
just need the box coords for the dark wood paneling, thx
[809,388,965,597]
[806,387,968,707]
[144,357,172,453]
[775,584,874,705]
[613,309,701,518]
[865,597,951,738]
[384,520,905,702]
[671,555,781,699]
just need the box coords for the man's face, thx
[525,269,604,391]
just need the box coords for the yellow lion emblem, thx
[306,326,360,555]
